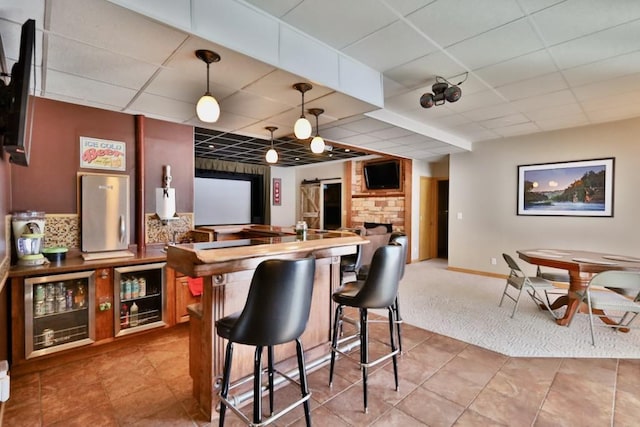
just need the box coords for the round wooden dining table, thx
[517,249,640,326]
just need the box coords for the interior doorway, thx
[419,177,449,261]
[321,179,342,230]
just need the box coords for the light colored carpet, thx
[396,258,640,358]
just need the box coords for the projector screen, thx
[194,177,251,225]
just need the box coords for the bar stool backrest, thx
[229,256,316,346]
[389,232,408,279]
[350,244,403,309]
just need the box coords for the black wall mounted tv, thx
[363,159,401,190]
[0,19,36,166]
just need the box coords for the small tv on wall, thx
[363,159,401,190]
[0,19,36,166]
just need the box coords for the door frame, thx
[419,176,448,261]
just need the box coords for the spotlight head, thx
[444,85,462,103]
[431,82,448,95]
[420,93,435,108]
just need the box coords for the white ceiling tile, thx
[444,90,507,113]
[518,0,566,14]
[305,91,377,120]
[220,90,292,120]
[45,70,137,108]
[338,117,391,133]
[384,50,467,89]
[535,113,590,131]
[47,35,160,89]
[320,126,359,140]
[343,21,438,72]
[341,134,388,145]
[524,103,585,121]
[50,0,187,64]
[580,87,640,112]
[242,70,332,106]
[511,89,576,112]
[460,103,520,121]
[368,126,414,139]
[480,113,531,129]
[563,50,640,87]
[446,18,544,70]
[451,123,500,141]
[492,122,540,137]
[531,0,640,45]
[549,20,640,70]
[280,0,397,49]
[474,49,558,87]
[496,72,568,101]
[195,111,260,133]
[407,0,524,47]
[585,102,640,123]
[128,92,196,122]
[429,114,472,128]
[387,134,438,146]
[572,72,640,102]
[242,0,301,18]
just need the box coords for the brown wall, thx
[1,154,9,361]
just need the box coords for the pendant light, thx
[265,126,278,164]
[195,49,221,123]
[308,108,325,154]
[292,82,312,139]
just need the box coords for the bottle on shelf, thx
[131,278,139,299]
[74,283,86,309]
[120,304,129,329]
[130,302,139,327]
[138,277,146,297]
[124,278,132,300]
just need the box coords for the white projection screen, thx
[194,177,251,225]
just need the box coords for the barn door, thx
[300,181,321,229]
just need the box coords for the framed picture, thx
[272,178,281,206]
[80,136,126,171]
[517,158,614,217]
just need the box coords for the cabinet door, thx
[175,275,201,323]
[95,268,114,341]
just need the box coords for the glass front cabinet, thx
[25,270,96,359]
[114,262,166,336]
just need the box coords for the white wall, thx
[269,166,296,227]
[449,117,640,275]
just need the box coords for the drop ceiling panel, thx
[304,92,377,120]
[572,72,640,102]
[46,35,160,89]
[407,0,524,47]
[128,93,196,122]
[473,49,558,87]
[342,20,438,72]
[242,0,300,18]
[536,113,589,131]
[384,50,467,89]
[518,0,566,14]
[242,70,332,105]
[524,103,585,121]
[563,50,640,87]
[337,117,392,134]
[46,70,137,108]
[511,89,576,112]
[193,111,259,133]
[49,0,187,64]
[219,91,292,120]
[278,0,397,49]
[530,0,640,46]
[480,113,531,129]
[496,72,568,101]
[368,126,414,140]
[446,19,543,71]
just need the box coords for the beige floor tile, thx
[469,387,541,427]
[396,386,465,427]
[370,407,427,426]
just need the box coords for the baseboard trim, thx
[447,266,507,279]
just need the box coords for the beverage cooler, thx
[114,262,166,336]
[25,271,96,359]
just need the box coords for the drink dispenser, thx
[12,211,46,266]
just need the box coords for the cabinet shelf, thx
[35,324,89,348]
[120,292,161,303]
[34,306,88,320]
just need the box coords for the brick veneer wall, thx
[351,160,406,232]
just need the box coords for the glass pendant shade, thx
[265,148,278,163]
[196,93,220,123]
[294,117,312,139]
[310,135,325,154]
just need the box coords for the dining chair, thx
[569,270,640,346]
[500,253,564,319]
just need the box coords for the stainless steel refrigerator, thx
[81,174,130,252]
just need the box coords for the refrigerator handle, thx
[119,216,126,243]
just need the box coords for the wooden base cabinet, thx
[175,273,201,323]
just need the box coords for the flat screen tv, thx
[0,19,36,166]
[364,159,401,190]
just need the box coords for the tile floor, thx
[3,316,640,426]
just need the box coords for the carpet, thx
[396,258,640,358]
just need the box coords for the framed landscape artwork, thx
[517,158,614,217]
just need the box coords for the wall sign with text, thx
[80,136,126,171]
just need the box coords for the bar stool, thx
[216,256,316,426]
[339,230,363,284]
[388,232,408,352]
[329,244,403,413]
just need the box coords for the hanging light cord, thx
[300,90,305,118]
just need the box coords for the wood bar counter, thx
[166,226,364,421]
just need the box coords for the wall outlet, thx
[490,257,497,265]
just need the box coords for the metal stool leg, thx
[295,338,312,426]
[393,295,403,353]
[329,304,343,386]
[360,308,369,413]
[253,345,263,425]
[218,342,234,427]
[267,345,275,416]
[388,306,399,391]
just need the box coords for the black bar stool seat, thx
[216,256,316,427]
[329,244,403,413]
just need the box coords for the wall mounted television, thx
[363,159,401,190]
[0,19,36,166]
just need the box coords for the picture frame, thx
[517,158,614,217]
[272,178,281,206]
[80,136,126,171]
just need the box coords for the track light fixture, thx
[265,126,278,164]
[293,82,312,139]
[308,108,325,154]
[419,73,468,109]
[195,49,221,122]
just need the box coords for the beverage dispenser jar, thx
[12,211,46,266]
